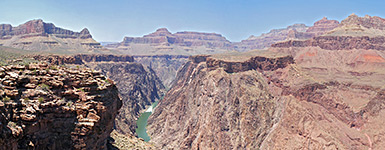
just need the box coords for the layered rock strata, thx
[147,55,294,149]
[0,63,121,149]
[0,19,102,53]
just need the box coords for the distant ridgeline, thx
[0,19,102,53]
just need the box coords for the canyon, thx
[0,14,385,150]
[146,14,385,149]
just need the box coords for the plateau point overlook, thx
[1,0,385,149]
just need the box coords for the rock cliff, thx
[147,54,294,149]
[0,19,103,53]
[31,54,165,149]
[134,55,189,88]
[148,38,385,149]
[0,63,121,149]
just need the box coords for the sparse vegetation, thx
[104,79,111,84]
[50,65,58,70]
[38,83,50,91]
[66,101,73,107]
[78,88,85,92]
[23,98,30,104]
[2,96,11,102]
[7,121,17,128]
[38,97,44,103]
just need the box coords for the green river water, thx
[135,101,158,141]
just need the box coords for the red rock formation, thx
[306,17,340,36]
[272,15,385,50]
[147,55,294,149]
[0,63,121,149]
[0,19,102,52]
[341,13,385,30]
[0,19,93,39]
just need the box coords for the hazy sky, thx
[0,0,384,42]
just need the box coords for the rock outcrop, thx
[33,54,134,65]
[32,54,165,136]
[147,55,294,149]
[148,38,385,149]
[305,17,340,36]
[0,19,102,53]
[90,62,165,135]
[189,55,294,73]
[0,63,121,149]
[31,54,165,149]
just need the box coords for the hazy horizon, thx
[1,0,384,42]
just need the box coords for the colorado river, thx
[135,101,159,141]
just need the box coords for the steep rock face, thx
[134,55,189,88]
[189,55,294,73]
[148,45,385,149]
[0,63,121,149]
[32,54,165,136]
[0,19,102,52]
[90,62,165,135]
[147,55,293,149]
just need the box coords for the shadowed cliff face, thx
[147,55,293,149]
[91,62,165,135]
[0,63,121,150]
[31,54,165,149]
[134,55,189,88]
[32,54,166,136]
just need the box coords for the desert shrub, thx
[38,97,44,103]
[2,96,10,102]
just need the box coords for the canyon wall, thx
[147,55,294,149]
[0,63,121,149]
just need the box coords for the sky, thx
[0,0,384,42]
